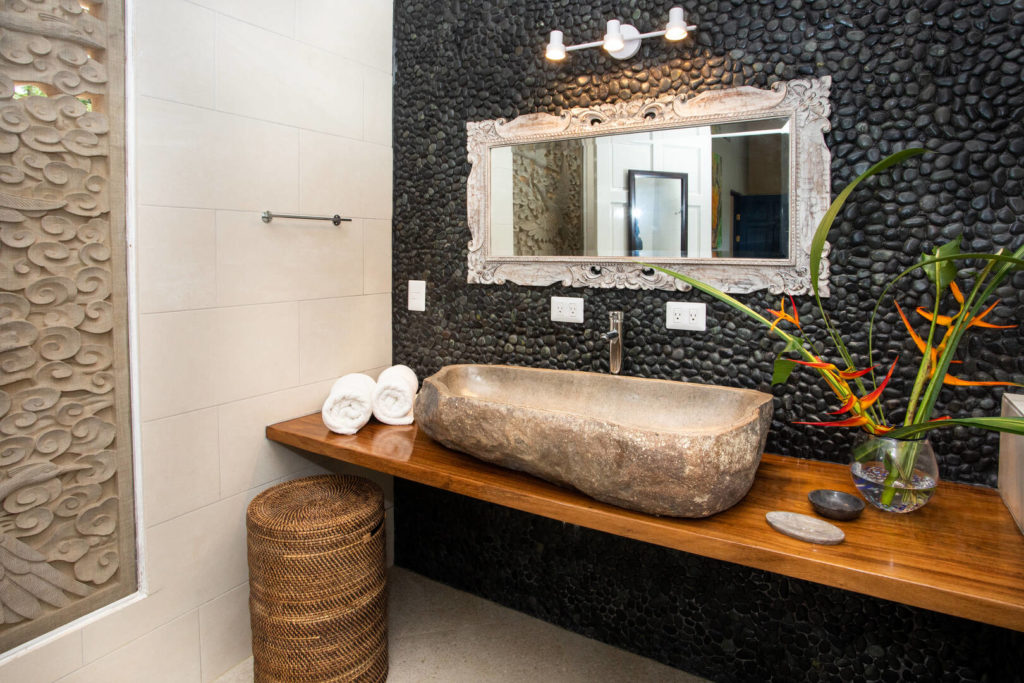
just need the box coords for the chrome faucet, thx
[601,311,623,374]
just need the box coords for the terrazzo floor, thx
[218,567,704,682]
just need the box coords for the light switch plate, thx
[666,302,706,331]
[408,280,426,311]
[550,296,584,323]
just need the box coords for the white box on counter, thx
[999,393,1024,535]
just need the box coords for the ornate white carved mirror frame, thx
[466,77,833,294]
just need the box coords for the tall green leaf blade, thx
[884,416,1024,440]
[810,148,927,298]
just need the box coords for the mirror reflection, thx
[489,117,790,259]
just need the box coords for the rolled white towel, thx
[372,364,419,426]
[321,373,377,434]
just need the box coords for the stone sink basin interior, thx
[413,364,773,518]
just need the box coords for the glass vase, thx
[849,436,940,513]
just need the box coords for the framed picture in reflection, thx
[627,170,688,258]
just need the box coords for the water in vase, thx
[851,461,937,513]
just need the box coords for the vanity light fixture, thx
[545,6,696,61]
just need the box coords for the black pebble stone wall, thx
[392,1,1024,680]
[396,480,1024,682]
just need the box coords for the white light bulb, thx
[603,19,625,53]
[545,30,566,60]
[665,7,688,41]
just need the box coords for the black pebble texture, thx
[391,0,1024,679]
[396,480,1024,683]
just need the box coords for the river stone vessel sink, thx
[414,365,773,518]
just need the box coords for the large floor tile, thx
[214,568,704,683]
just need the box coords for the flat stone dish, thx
[414,364,773,518]
[808,489,865,521]
[766,511,845,545]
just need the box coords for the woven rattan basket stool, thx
[247,475,387,682]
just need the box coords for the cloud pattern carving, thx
[0,0,130,644]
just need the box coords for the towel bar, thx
[261,211,352,226]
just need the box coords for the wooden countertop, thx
[267,414,1024,632]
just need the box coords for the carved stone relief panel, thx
[511,141,584,256]
[0,0,135,652]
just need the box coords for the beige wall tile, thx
[191,0,296,36]
[217,381,332,497]
[135,0,216,106]
[70,612,201,683]
[216,16,363,138]
[296,0,394,72]
[80,469,327,662]
[136,98,299,212]
[136,206,216,314]
[215,211,363,307]
[299,131,392,220]
[139,304,299,421]
[80,584,184,663]
[363,219,392,294]
[363,68,393,146]
[83,491,251,661]
[199,585,252,683]
[207,115,300,213]
[0,631,82,683]
[298,294,392,384]
[142,408,221,527]
[136,97,219,209]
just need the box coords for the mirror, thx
[629,170,689,258]
[490,118,790,260]
[467,77,832,294]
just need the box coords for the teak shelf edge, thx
[267,414,1024,632]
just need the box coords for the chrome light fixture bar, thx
[545,7,696,61]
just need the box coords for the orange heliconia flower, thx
[896,286,1019,387]
[767,296,801,333]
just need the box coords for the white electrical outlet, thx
[666,301,706,331]
[408,280,426,311]
[550,296,584,323]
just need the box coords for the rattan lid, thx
[247,475,383,540]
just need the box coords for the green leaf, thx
[884,416,1024,441]
[772,358,797,385]
[920,236,961,290]
[810,148,927,298]
[771,339,802,385]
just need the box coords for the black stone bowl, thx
[808,489,865,521]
